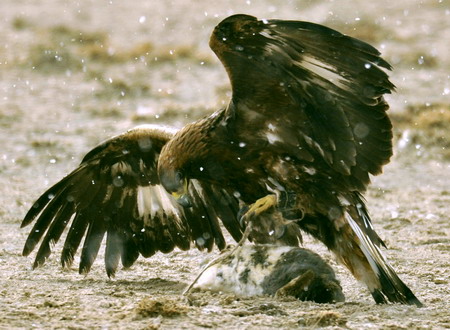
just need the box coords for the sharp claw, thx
[277,191,297,210]
[238,205,250,227]
[278,191,303,220]
[238,195,278,228]
[239,216,246,228]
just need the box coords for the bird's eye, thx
[175,171,184,183]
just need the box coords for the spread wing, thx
[210,14,394,191]
[21,125,242,277]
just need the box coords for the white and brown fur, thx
[193,244,344,304]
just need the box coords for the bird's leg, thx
[278,191,303,220]
[183,220,254,296]
[240,191,303,223]
[247,194,277,218]
[239,192,301,225]
[239,193,303,246]
[239,194,277,227]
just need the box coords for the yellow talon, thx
[246,194,277,218]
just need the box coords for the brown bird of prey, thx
[21,14,422,306]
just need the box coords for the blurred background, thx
[0,1,448,189]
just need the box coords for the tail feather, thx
[345,213,422,306]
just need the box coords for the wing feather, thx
[31,202,74,268]
[61,212,90,269]
[23,190,72,257]
[200,185,242,243]
[121,236,140,269]
[186,181,221,251]
[210,15,394,190]
[105,230,124,277]
[79,210,107,274]
[22,125,243,276]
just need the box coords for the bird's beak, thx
[172,192,192,208]
[171,180,192,208]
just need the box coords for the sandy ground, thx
[0,0,449,328]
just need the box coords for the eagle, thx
[21,14,422,306]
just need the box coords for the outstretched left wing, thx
[21,125,242,277]
[210,14,394,192]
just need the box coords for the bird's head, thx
[157,127,193,207]
[157,121,211,208]
[158,164,192,208]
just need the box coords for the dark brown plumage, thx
[22,14,421,306]
[22,125,243,277]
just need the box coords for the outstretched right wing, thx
[21,125,243,277]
